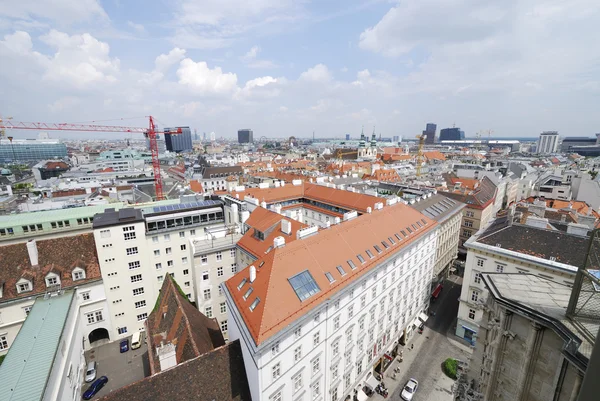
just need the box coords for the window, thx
[135,300,146,309]
[182,256,188,264]
[157,275,163,282]
[471,291,479,302]
[348,305,354,319]
[123,226,136,241]
[73,270,85,280]
[203,289,211,300]
[466,211,474,217]
[128,261,140,270]
[118,327,128,334]
[156,263,162,270]
[183,269,189,275]
[220,302,227,314]
[325,272,335,283]
[464,220,473,228]
[468,308,476,320]
[152,236,159,243]
[190,229,196,236]
[100,229,111,238]
[86,310,104,324]
[217,267,224,277]
[312,380,320,400]
[166,247,172,255]
[496,264,505,273]
[271,341,280,355]
[332,365,339,380]
[332,340,340,356]
[476,258,485,267]
[201,255,208,264]
[294,345,302,362]
[271,391,282,401]
[293,372,303,392]
[313,331,320,347]
[231,263,237,273]
[202,271,209,280]
[216,251,222,261]
[46,276,58,286]
[132,287,144,296]
[366,249,374,259]
[131,274,142,283]
[154,250,160,257]
[179,231,185,238]
[336,265,346,276]
[272,363,281,380]
[347,260,357,270]
[18,282,31,292]
[137,313,148,321]
[82,292,90,301]
[0,335,9,350]
[357,254,365,264]
[205,306,213,318]
[24,306,32,316]
[180,244,186,251]
[334,315,340,330]
[220,320,228,332]
[462,229,472,237]
[164,234,170,241]
[473,271,481,284]
[167,260,173,267]
[126,247,138,255]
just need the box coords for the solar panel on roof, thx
[289,270,320,301]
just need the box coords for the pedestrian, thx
[410,343,414,350]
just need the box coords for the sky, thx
[0,0,599,139]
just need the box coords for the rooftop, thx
[409,193,466,223]
[225,202,437,345]
[0,290,75,401]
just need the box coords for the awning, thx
[364,374,380,390]
[384,353,394,361]
[431,283,443,298]
[418,312,429,323]
[355,390,369,401]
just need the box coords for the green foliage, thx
[443,358,458,380]
[0,354,5,366]
[590,170,598,180]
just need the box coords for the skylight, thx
[381,240,390,249]
[406,227,413,233]
[374,245,383,254]
[401,230,407,236]
[325,272,335,283]
[421,219,427,225]
[258,261,265,268]
[347,260,357,270]
[366,249,374,259]
[411,224,418,230]
[289,270,321,301]
[416,221,423,228]
[395,233,402,241]
[336,265,346,276]
[357,254,365,264]
[249,297,260,311]
[237,278,247,290]
[243,287,254,300]
[388,236,396,245]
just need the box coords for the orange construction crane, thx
[0,116,181,200]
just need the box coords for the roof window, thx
[258,261,265,268]
[388,237,396,245]
[289,270,320,301]
[416,221,423,228]
[421,219,427,225]
[411,224,418,230]
[406,227,413,233]
[347,260,357,270]
[243,287,254,300]
[366,249,374,259]
[381,240,390,249]
[325,272,335,283]
[401,230,407,236]
[395,233,402,241]
[374,245,383,254]
[249,297,260,311]
[357,254,365,264]
[237,278,247,290]
[336,265,346,276]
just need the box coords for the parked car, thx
[401,378,419,401]
[83,376,108,400]
[84,361,97,383]
[119,339,129,353]
[131,331,142,350]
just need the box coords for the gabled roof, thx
[147,275,224,374]
[0,234,101,302]
[226,203,437,345]
[423,151,446,161]
[439,176,496,209]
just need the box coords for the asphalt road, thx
[391,277,470,401]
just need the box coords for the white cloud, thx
[48,96,80,112]
[241,45,278,69]
[279,106,288,112]
[177,59,238,95]
[155,47,186,72]
[235,76,283,100]
[0,0,108,25]
[127,21,145,34]
[299,64,331,82]
[243,45,260,61]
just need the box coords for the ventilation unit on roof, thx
[281,219,292,235]
[249,266,256,283]
[273,236,285,248]
[374,202,384,210]
[366,207,372,214]
[343,211,358,221]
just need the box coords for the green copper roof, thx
[0,291,75,401]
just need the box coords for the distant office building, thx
[561,136,597,153]
[164,126,192,153]
[439,127,465,141]
[0,139,67,163]
[392,135,400,143]
[210,132,216,142]
[237,129,253,144]
[423,123,437,144]
[537,131,559,154]
[345,134,350,140]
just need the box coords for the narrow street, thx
[387,276,471,401]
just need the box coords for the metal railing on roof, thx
[193,232,243,255]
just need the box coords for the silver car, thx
[84,361,97,383]
[401,378,419,401]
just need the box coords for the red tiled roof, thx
[225,203,437,345]
[423,151,446,161]
[189,180,204,193]
[0,234,101,301]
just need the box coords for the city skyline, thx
[1,1,599,139]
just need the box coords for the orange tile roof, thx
[381,147,405,154]
[363,169,402,182]
[189,180,204,193]
[225,203,437,345]
[237,207,308,258]
[423,151,446,161]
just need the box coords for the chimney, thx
[27,240,39,266]
[249,265,257,283]
[273,236,285,248]
[525,216,549,229]
[281,219,292,235]
[260,201,267,209]
[157,343,177,372]
[567,223,589,237]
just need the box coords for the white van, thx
[131,331,142,350]
[85,361,97,382]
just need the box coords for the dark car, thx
[83,376,108,400]
[120,339,129,353]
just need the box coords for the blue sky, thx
[1,0,599,139]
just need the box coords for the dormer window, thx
[72,268,86,281]
[16,279,32,293]
[45,273,60,287]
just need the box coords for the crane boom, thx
[0,116,180,201]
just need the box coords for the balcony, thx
[192,233,243,255]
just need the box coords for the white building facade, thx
[537,131,559,154]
